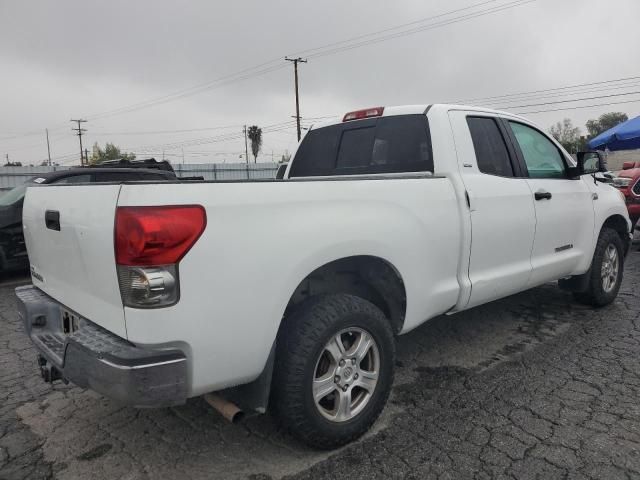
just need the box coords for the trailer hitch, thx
[37,355,67,384]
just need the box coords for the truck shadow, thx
[13,278,628,480]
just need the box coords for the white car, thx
[16,104,631,448]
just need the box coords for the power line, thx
[74,0,534,122]
[479,81,640,107]
[120,121,296,152]
[288,0,501,59]
[90,124,244,136]
[516,98,640,115]
[304,0,535,61]
[492,90,640,111]
[86,63,288,121]
[453,74,640,104]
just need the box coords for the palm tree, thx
[247,126,262,163]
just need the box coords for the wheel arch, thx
[601,214,631,255]
[281,255,408,335]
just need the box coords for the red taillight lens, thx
[343,106,384,122]
[115,205,206,266]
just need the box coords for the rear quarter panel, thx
[118,178,461,395]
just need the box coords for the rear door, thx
[22,184,126,338]
[449,111,536,308]
[504,120,595,285]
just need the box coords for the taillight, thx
[115,205,206,308]
[115,206,206,266]
[343,107,384,122]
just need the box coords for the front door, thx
[504,120,595,286]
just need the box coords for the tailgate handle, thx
[45,210,60,231]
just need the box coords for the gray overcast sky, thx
[1,0,639,165]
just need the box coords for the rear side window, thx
[467,117,514,177]
[290,115,433,177]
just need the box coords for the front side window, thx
[467,117,514,177]
[289,115,433,177]
[509,122,566,179]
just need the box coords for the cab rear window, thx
[289,115,433,177]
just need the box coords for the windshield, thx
[0,183,30,207]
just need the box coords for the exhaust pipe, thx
[204,393,244,423]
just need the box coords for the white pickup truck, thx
[17,104,631,448]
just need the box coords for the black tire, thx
[272,294,395,449]
[573,228,624,307]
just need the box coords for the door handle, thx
[534,190,552,201]
[45,210,60,231]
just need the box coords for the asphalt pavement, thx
[2,249,640,479]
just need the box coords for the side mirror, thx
[576,151,606,175]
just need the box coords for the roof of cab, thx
[311,103,534,130]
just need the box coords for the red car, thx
[613,161,640,231]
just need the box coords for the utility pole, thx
[71,119,87,166]
[243,125,249,164]
[285,57,307,142]
[46,128,52,166]
[84,148,89,165]
[5,153,8,165]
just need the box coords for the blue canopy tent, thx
[588,115,640,151]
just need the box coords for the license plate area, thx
[61,309,82,335]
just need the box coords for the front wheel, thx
[573,227,624,307]
[272,294,395,449]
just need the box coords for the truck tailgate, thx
[22,185,126,338]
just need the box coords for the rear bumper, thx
[15,285,188,407]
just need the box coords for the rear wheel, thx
[573,228,624,307]
[272,294,395,449]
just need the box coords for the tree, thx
[549,118,582,153]
[89,142,136,165]
[585,112,628,139]
[247,126,262,163]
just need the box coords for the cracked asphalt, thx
[2,249,640,479]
